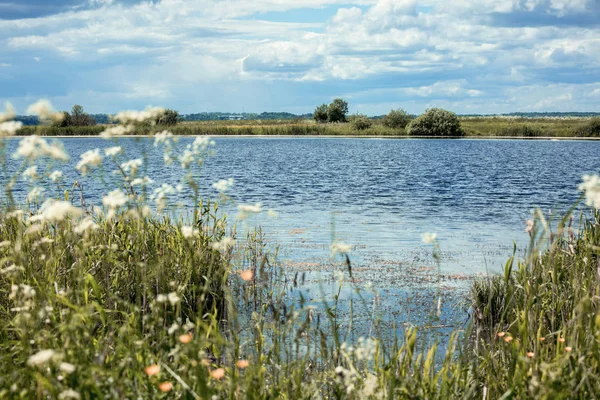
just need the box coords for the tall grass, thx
[2,101,600,398]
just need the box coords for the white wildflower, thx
[238,203,262,213]
[176,184,184,192]
[104,146,122,157]
[102,189,128,209]
[152,184,176,211]
[191,136,214,154]
[0,121,23,136]
[331,241,352,257]
[167,292,180,306]
[23,166,38,180]
[212,178,234,193]
[0,240,10,248]
[16,136,68,161]
[154,130,173,147]
[49,170,63,182]
[26,187,44,203]
[525,219,534,234]
[579,174,600,209]
[25,224,43,235]
[58,389,80,400]
[156,294,167,303]
[120,159,142,175]
[421,232,437,244]
[212,237,235,252]
[179,149,194,168]
[100,124,134,139]
[0,102,16,122]
[181,225,199,238]
[167,322,179,335]
[131,176,153,186]
[114,106,165,124]
[26,100,64,123]
[164,153,174,165]
[7,210,24,219]
[74,217,99,235]
[59,362,76,374]
[362,374,379,397]
[76,149,102,175]
[30,199,83,223]
[27,349,57,366]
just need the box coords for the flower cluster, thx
[579,174,600,209]
[16,136,69,161]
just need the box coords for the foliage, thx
[350,114,373,130]
[576,118,600,137]
[382,108,411,129]
[313,104,328,123]
[327,98,349,123]
[55,105,97,127]
[407,108,464,136]
[155,109,181,126]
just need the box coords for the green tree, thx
[313,104,328,123]
[383,108,411,129]
[327,98,349,123]
[70,104,96,126]
[407,108,463,136]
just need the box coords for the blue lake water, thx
[2,136,600,331]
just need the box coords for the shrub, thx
[382,108,411,129]
[350,114,373,131]
[155,109,181,126]
[313,104,328,123]
[407,108,464,136]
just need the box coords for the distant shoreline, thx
[9,135,600,140]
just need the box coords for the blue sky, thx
[0,0,599,115]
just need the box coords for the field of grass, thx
[3,108,600,398]
[15,117,600,138]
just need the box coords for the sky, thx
[0,0,599,115]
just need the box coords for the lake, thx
[3,136,599,331]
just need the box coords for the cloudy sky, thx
[0,0,599,115]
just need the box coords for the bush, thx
[382,108,410,129]
[407,108,464,136]
[350,114,373,131]
[155,109,181,126]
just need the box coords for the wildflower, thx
[30,199,83,223]
[59,362,76,374]
[0,240,10,248]
[168,323,179,335]
[16,136,68,161]
[27,349,57,366]
[100,125,134,139]
[239,270,253,281]
[421,232,437,244]
[114,106,165,124]
[131,176,153,186]
[558,337,566,343]
[120,159,142,175]
[26,187,44,203]
[236,360,249,369]
[0,121,23,136]
[0,102,16,122]
[210,368,225,380]
[212,237,235,252]
[331,241,352,257]
[526,352,534,358]
[181,226,198,238]
[539,337,546,342]
[167,292,180,306]
[154,130,173,147]
[179,149,194,168]
[58,389,80,400]
[104,146,122,157]
[525,219,534,234]
[23,166,38,180]
[49,170,63,182]
[178,333,193,344]
[212,178,234,193]
[579,175,600,209]
[267,209,278,218]
[102,189,128,209]
[156,294,167,303]
[76,149,102,176]
[497,332,506,338]
[26,100,64,123]
[74,217,99,235]
[152,184,176,211]
[145,364,160,376]
[504,336,513,343]
[158,382,173,392]
[238,203,262,213]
